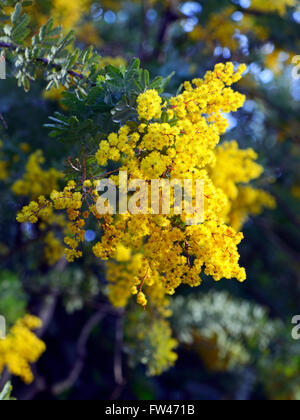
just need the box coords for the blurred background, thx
[0,0,300,400]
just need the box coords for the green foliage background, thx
[0,0,300,400]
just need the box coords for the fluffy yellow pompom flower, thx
[44,232,65,266]
[0,315,46,384]
[83,180,93,188]
[137,291,148,307]
[210,141,276,230]
[137,89,162,121]
[115,244,132,262]
[12,150,64,200]
[140,151,171,179]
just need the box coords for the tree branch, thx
[0,369,12,393]
[255,218,300,268]
[0,113,8,129]
[110,314,125,400]
[0,41,96,86]
[150,0,187,62]
[51,308,106,395]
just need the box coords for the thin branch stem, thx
[52,309,106,395]
[113,315,124,386]
[110,314,125,400]
[0,113,8,129]
[0,369,12,393]
[0,41,96,86]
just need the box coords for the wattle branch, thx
[0,40,96,87]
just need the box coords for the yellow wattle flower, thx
[0,316,46,384]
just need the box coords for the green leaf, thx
[161,71,175,90]
[11,3,22,25]
[11,13,30,42]
[148,76,163,90]
[133,79,143,93]
[3,24,12,36]
[0,382,15,401]
[0,271,26,326]
[143,70,150,88]
[124,58,140,84]
[106,65,124,81]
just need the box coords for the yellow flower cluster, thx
[107,253,146,308]
[99,56,127,69]
[189,0,296,66]
[20,142,31,154]
[44,232,65,266]
[126,313,178,376]
[0,315,46,384]
[209,141,276,230]
[263,49,296,76]
[137,89,163,121]
[15,0,102,46]
[250,0,297,16]
[15,63,276,372]
[211,141,264,201]
[12,150,64,200]
[0,141,8,181]
[107,252,171,314]
[16,195,52,224]
[43,85,66,103]
[140,319,178,376]
[92,63,248,308]
[32,0,91,30]
[12,151,67,265]
[17,180,86,263]
[170,62,246,127]
[229,186,276,231]
[43,85,69,110]
[292,183,300,199]
[0,161,8,181]
[17,63,271,314]
[209,140,275,229]
[190,6,268,50]
[77,22,103,47]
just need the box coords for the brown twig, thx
[151,0,187,62]
[139,0,150,61]
[255,218,300,267]
[110,314,125,400]
[0,113,8,129]
[272,192,300,231]
[52,309,106,395]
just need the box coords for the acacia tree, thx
[0,0,299,400]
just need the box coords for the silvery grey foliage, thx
[0,1,99,93]
[0,382,15,400]
[172,291,282,370]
